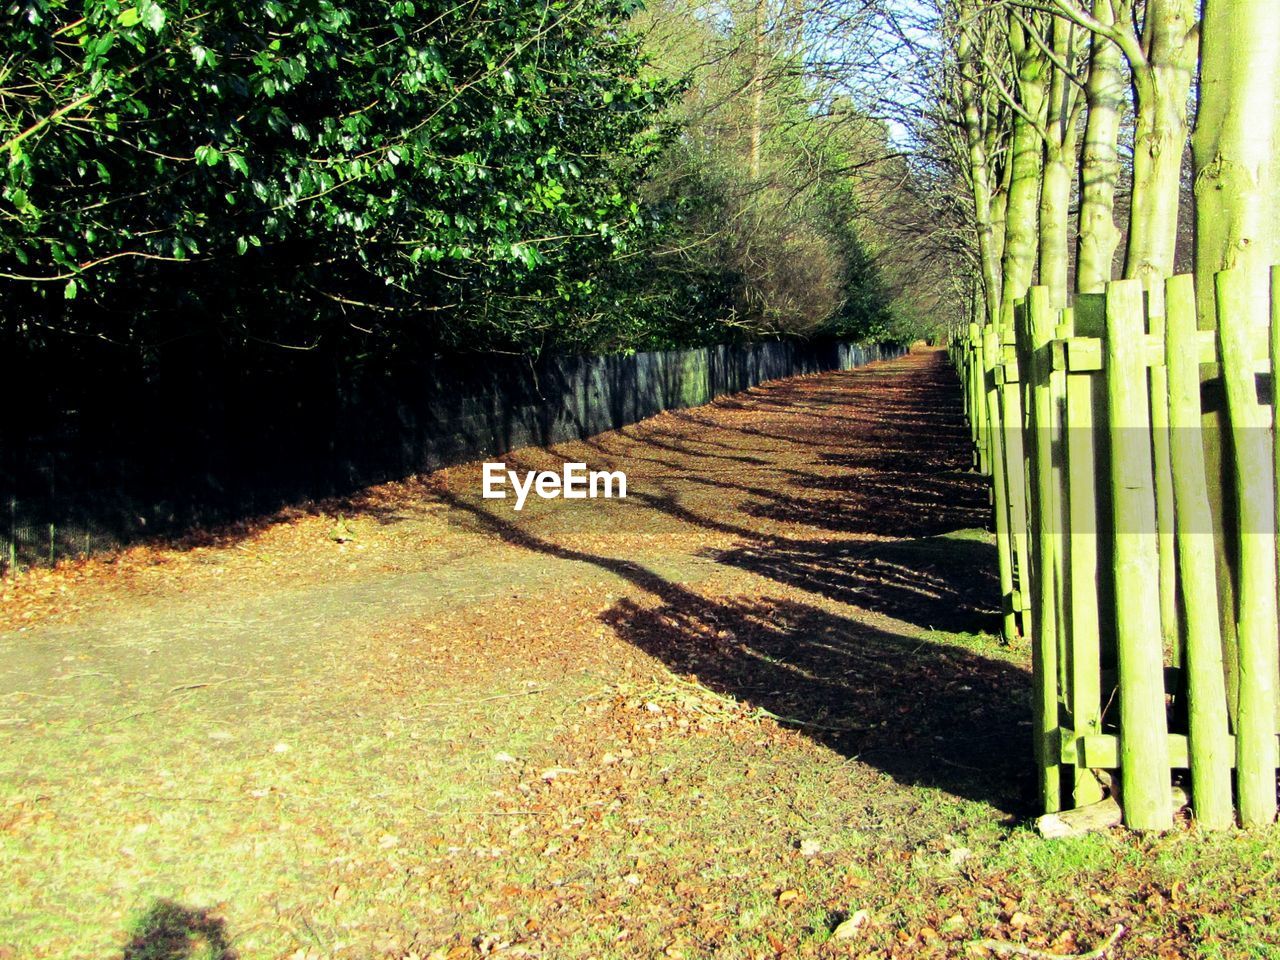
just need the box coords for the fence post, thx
[1001,316,1034,639]
[1165,273,1233,829]
[983,324,1017,643]
[1273,267,1280,671]
[1054,305,1103,808]
[1024,286,1062,812]
[1061,296,1107,807]
[1051,310,1071,693]
[968,322,988,474]
[1146,304,1180,666]
[1216,268,1279,828]
[1105,278,1172,831]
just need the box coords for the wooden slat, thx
[1063,337,1103,372]
[1166,273,1233,829]
[1077,733,1280,771]
[1052,330,1252,372]
[1216,268,1279,827]
[983,324,1017,644]
[1105,279,1172,831]
[1146,309,1180,664]
[1055,333,1184,373]
[1080,734,1188,770]
[1001,321,1034,634]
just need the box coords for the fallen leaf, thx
[539,767,578,780]
[831,909,870,940]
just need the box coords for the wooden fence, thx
[953,269,1280,831]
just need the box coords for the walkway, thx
[1,349,1031,960]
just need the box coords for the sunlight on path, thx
[1,351,1041,960]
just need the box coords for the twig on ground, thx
[972,924,1125,960]
[935,755,982,771]
[89,708,156,727]
[756,710,872,733]
[418,688,547,708]
[165,676,244,696]
[662,674,870,731]
[55,672,114,682]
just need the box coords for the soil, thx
[2,351,1126,960]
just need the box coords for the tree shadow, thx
[428,351,1029,813]
[710,535,1001,635]
[119,899,235,960]
[433,488,1031,815]
[744,472,990,537]
[600,591,1030,814]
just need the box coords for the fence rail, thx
[953,268,1280,830]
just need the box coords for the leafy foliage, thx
[623,1,900,346]
[2,0,674,352]
[1,0,915,362]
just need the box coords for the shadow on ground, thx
[601,589,1029,813]
[432,353,1030,813]
[712,535,1001,634]
[119,900,235,960]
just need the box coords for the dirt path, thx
[11,350,1239,960]
[1,349,999,712]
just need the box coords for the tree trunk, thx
[749,0,767,179]
[999,14,1048,325]
[992,165,1009,288]
[1193,4,1280,299]
[1076,2,1125,294]
[1192,0,1280,827]
[1038,15,1082,308]
[958,24,1003,323]
[1123,0,1198,303]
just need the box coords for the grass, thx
[9,592,1280,959]
[4,353,1279,959]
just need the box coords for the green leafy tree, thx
[2,0,674,352]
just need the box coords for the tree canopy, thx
[2,0,916,358]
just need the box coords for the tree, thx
[1191,0,1280,828]
[1040,0,1200,300]
[1075,1,1125,294]
[2,0,675,353]
[626,0,904,343]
